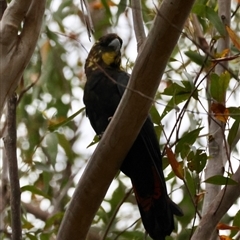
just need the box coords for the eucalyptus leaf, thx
[205,175,238,185]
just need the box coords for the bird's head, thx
[85,33,123,74]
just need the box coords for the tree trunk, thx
[196,0,231,239]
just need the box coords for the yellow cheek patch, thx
[102,52,117,65]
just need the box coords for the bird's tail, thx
[131,169,183,240]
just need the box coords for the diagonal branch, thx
[57,0,196,239]
[21,0,46,53]
[191,165,240,240]
[0,0,31,41]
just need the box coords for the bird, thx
[83,33,183,240]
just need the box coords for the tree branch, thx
[57,0,196,239]
[0,0,46,117]
[0,143,9,217]
[21,0,46,54]
[3,93,22,240]
[0,0,31,42]
[191,165,240,239]
[191,13,209,52]
[131,0,146,52]
[202,2,231,240]
[22,202,49,221]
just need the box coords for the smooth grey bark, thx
[131,0,146,52]
[0,0,46,117]
[197,1,231,239]
[192,165,240,240]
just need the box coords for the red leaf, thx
[166,146,184,180]
[219,235,232,240]
[226,25,240,50]
[211,103,229,123]
[217,223,240,230]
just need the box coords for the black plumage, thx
[83,33,182,240]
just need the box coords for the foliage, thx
[1,0,240,239]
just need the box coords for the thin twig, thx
[131,0,146,52]
[80,0,94,40]
[163,62,218,155]
[3,93,22,240]
[231,3,240,18]
[191,13,209,52]
[17,75,40,105]
[153,2,239,82]
[101,188,133,240]
[114,218,141,240]
[51,173,76,216]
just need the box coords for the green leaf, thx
[150,105,161,125]
[44,212,64,230]
[231,211,240,238]
[234,210,240,226]
[34,162,52,172]
[116,0,127,24]
[154,125,163,141]
[192,4,225,36]
[57,133,75,161]
[21,185,50,199]
[87,135,100,148]
[187,149,207,173]
[176,128,203,157]
[205,175,238,185]
[101,0,112,19]
[42,171,52,194]
[44,132,58,164]
[162,81,193,96]
[48,107,85,131]
[228,120,240,149]
[185,170,197,196]
[228,107,240,121]
[184,51,209,66]
[22,218,34,230]
[106,180,126,217]
[162,156,170,170]
[210,72,230,102]
[166,168,177,181]
[40,233,53,240]
[25,233,38,240]
[161,81,197,119]
[205,7,225,36]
